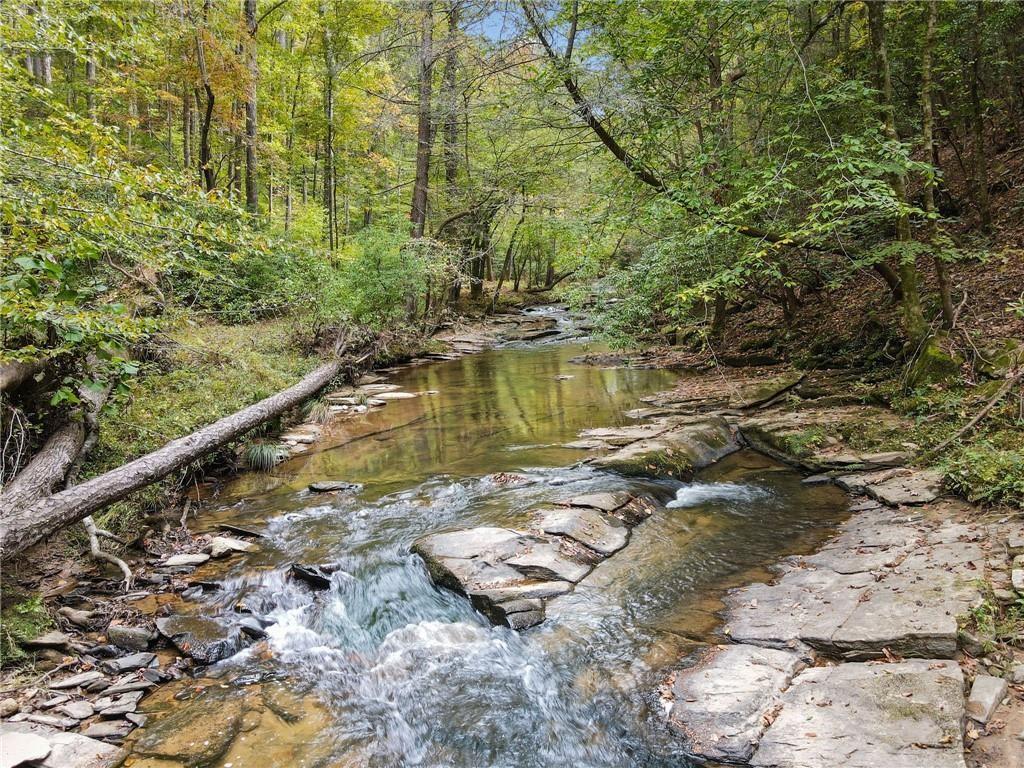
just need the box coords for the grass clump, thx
[243,441,290,472]
[1,596,52,668]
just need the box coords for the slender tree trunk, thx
[441,3,459,190]
[85,56,97,117]
[320,2,337,250]
[921,0,954,330]
[867,0,925,343]
[195,3,216,192]
[244,0,259,214]
[969,1,991,231]
[182,82,191,168]
[410,1,435,237]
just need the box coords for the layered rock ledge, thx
[413,493,654,629]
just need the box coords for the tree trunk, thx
[921,0,954,330]
[85,57,97,118]
[195,6,216,193]
[441,3,459,190]
[182,82,191,168]
[969,1,991,231]
[867,0,926,343]
[410,1,435,237]
[244,0,259,214]
[0,359,351,558]
[320,2,337,250]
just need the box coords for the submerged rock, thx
[308,480,363,493]
[750,660,966,768]
[668,644,805,764]
[132,687,253,765]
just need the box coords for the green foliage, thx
[0,596,52,668]
[944,440,1024,506]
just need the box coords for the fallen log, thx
[0,355,356,558]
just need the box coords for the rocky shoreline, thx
[607,366,1024,767]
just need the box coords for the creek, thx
[125,309,848,768]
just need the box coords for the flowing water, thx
[126,311,848,768]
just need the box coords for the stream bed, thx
[124,318,848,768]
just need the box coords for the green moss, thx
[1,596,52,668]
[906,336,962,388]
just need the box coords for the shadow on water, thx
[125,333,848,768]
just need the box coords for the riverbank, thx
[576,363,1024,767]
[0,306,583,765]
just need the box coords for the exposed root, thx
[83,515,133,590]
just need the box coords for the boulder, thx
[906,336,963,388]
[750,660,967,768]
[668,644,805,764]
[106,624,153,651]
[0,722,122,768]
[155,615,249,665]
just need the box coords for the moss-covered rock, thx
[975,338,1023,380]
[906,336,962,388]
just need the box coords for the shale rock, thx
[750,660,966,768]
[155,615,249,665]
[668,644,805,764]
[0,722,122,768]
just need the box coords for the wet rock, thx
[668,644,805,764]
[49,671,106,690]
[206,536,256,558]
[0,729,51,765]
[100,652,155,674]
[563,492,633,513]
[289,563,334,590]
[0,722,122,768]
[56,700,94,720]
[801,473,832,485]
[535,507,628,556]
[504,610,545,630]
[22,631,70,650]
[750,660,966,768]
[308,480,363,493]
[163,553,210,567]
[505,542,591,583]
[237,616,268,640]
[132,687,249,765]
[374,391,417,400]
[155,615,250,665]
[967,674,1008,724]
[81,720,132,741]
[217,523,266,539]
[592,417,740,479]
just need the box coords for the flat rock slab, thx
[591,417,740,479]
[837,468,944,507]
[724,511,984,659]
[536,507,628,556]
[0,721,122,768]
[668,644,805,764]
[750,660,967,768]
[413,494,654,629]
